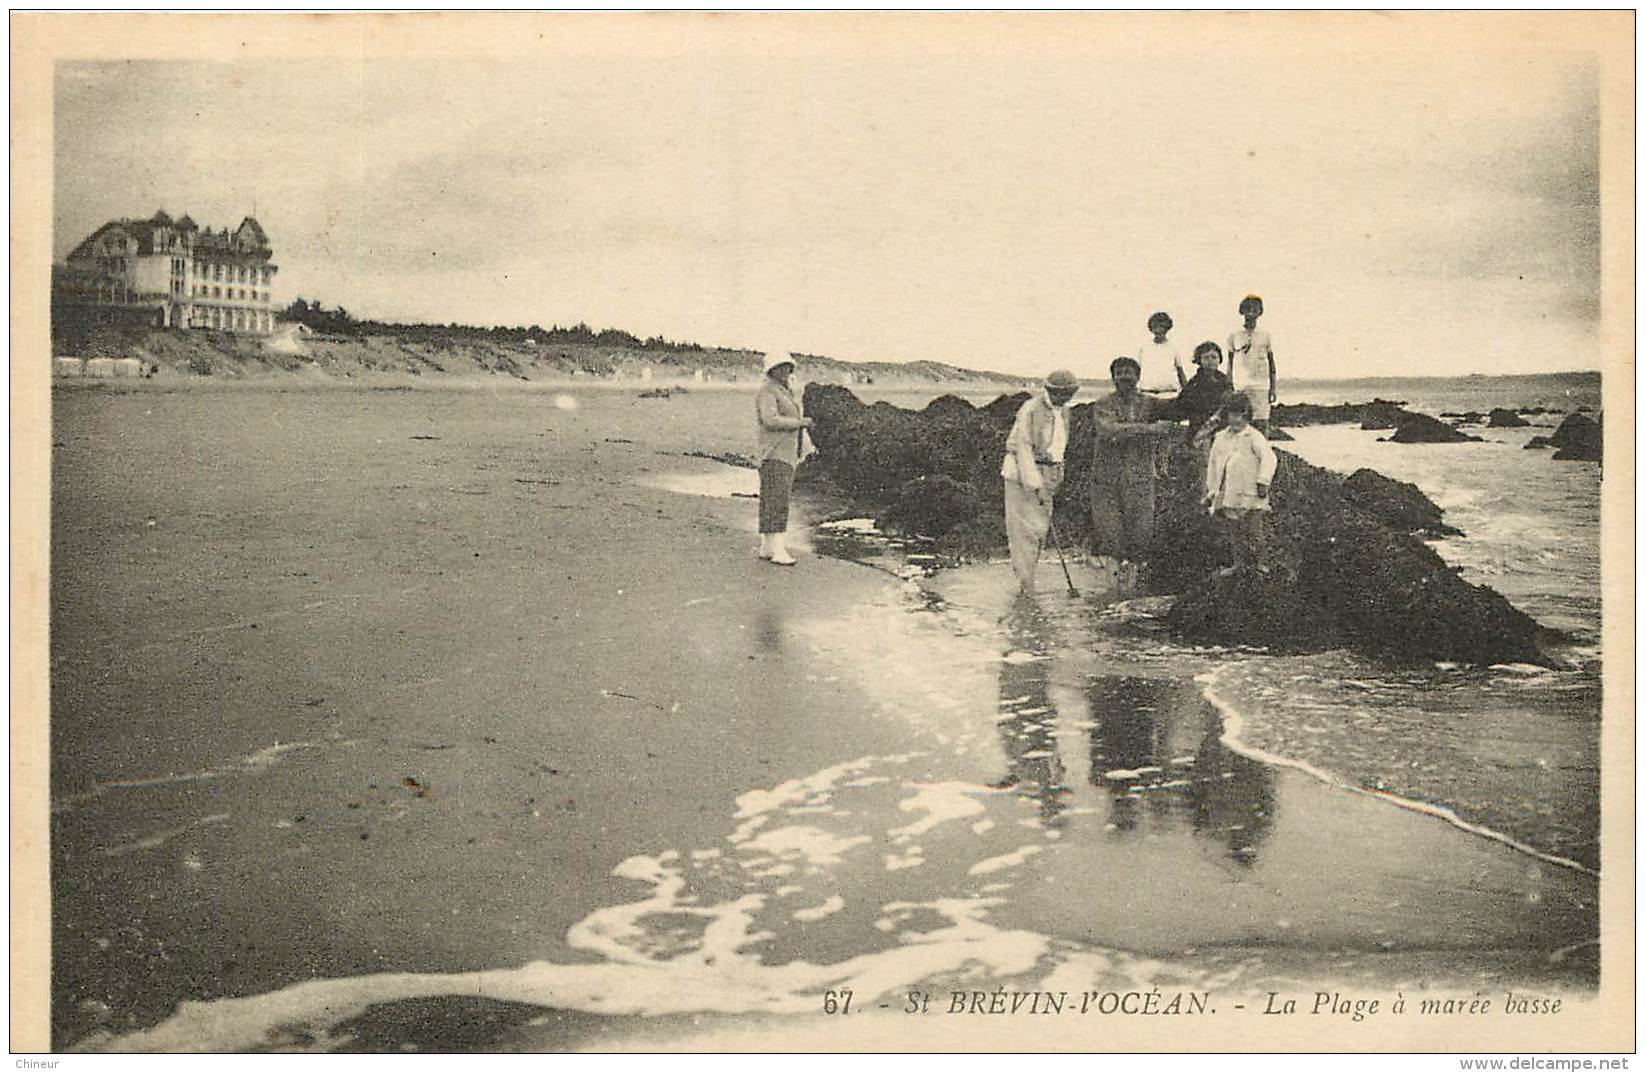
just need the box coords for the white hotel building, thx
[54,209,278,334]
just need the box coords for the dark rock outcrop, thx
[922,394,978,419]
[1524,413,1602,460]
[1341,469,1463,537]
[1487,408,1531,428]
[1550,414,1602,461]
[878,475,1000,550]
[1270,399,1409,430]
[1385,413,1483,444]
[1266,427,1295,442]
[803,384,1543,665]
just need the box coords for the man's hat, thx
[762,350,796,375]
[1044,368,1079,391]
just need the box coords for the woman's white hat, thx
[762,350,796,375]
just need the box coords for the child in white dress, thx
[1204,393,1278,574]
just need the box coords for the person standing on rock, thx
[1001,368,1080,591]
[1139,311,1187,393]
[1227,295,1278,433]
[1204,393,1277,575]
[1090,356,1179,584]
[755,350,815,566]
[1171,341,1235,445]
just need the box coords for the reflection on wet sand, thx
[1085,674,1274,865]
[993,599,1070,825]
[992,593,1276,865]
[754,606,786,653]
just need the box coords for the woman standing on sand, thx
[755,350,815,566]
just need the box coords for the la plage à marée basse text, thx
[821,990,1565,1019]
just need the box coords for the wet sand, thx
[49,381,1597,1052]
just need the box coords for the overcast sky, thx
[54,25,1602,378]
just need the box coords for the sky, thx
[53,22,1604,378]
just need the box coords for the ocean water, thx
[1238,378,1603,869]
[1278,372,1601,419]
[80,374,1603,1051]
[832,371,1603,865]
[941,374,1604,869]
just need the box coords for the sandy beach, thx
[50,378,1599,1052]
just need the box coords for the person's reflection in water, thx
[1085,675,1275,864]
[993,596,1071,827]
[754,606,785,654]
[1085,675,1183,832]
[1187,720,1276,866]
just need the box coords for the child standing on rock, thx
[1227,294,1278,433]
[1139,311,1186,394]
[1171,341,1234,444]
[1204,393,1277,575]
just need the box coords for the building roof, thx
[235,217,269,249]
[66,212,272,262]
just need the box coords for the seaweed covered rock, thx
[1549,414,1602,461]
[803,384,1543,665]
[1341,468,1463,537]
[1385,413,1483,444]
[1302,507,1539,663]
[1158,450,1539,664]
[921,394,979,420]
[1166,565,1342,654]
[803,383,1014,500]
[1271,399,1410,429]
[878,475,992,540]
[1524,414,1602,459]
[1488,408,1531,428]
[980,391,1032,425]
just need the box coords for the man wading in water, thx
[1089,355,1179,588]
[1001,368,1080,592]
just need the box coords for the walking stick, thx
[1046,512,1078,596]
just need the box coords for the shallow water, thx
[85,514,1598,1052]
[78,376,1604,1052]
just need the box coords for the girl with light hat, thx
[1001,368,1080,591]
[754,350,815,565]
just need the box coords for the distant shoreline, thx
[49,324,1598,389]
